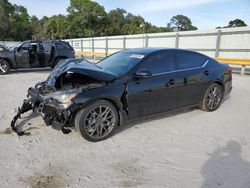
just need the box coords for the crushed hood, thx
[46,58,117,88]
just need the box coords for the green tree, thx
[228,19,247,27]
[0,0,175,41]
[47,15,69,39]
[8,4,32,40]
[106,8,127,35]
[168,15,198,31]
[67,0,107,38]
[0,0,14,40]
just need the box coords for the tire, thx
[200,83,223,112]
[0,59,10,75]
[75,100,119,142]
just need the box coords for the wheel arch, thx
[0,58,13,69]
[73,97,126,127]
[213,80,225,96]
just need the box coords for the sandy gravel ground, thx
[0,70,250,188]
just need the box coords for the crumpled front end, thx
[11,58,113,135]
[11,81,77,135]
[27,82,76,133]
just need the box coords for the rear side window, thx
[175,52,206,70]
[139,52,174,74]
[55,42,69,50]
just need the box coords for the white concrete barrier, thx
[65,27,250,59]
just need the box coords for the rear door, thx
[41,41,52,65]
[127,51,178,119]
[15,42,30,68]
[174,51,209,107]
[37,42,47,67]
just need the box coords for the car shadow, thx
[115,107,197,136]
[222,93,231,103]
[115,94,231,136]
[200,140,250,188]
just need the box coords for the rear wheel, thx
[200,83,223,111]
[0,59,10,75]
[75,100,119,142]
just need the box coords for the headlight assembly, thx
[52,92,79,104]
[44,88,82,104]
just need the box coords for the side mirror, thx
[135,70,152,79]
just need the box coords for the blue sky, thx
[9,0,250,30]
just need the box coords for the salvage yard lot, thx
[0,70,250,188]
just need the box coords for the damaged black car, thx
[11,48,232,142]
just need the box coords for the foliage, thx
[216,19,247,29]
[168,15,198,31]
[1,0,247,41]
[0,0,31,40]
[228,19,247,27]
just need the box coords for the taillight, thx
[226,67,233,75]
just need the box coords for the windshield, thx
[97,52,144,76]
[0,44,7,51]
[9,43,22,50]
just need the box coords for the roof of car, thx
[123,47,194,55]
[0,44,7,48]
[23,40,66,43]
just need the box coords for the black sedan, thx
[12,48,232,142]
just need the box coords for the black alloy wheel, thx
[75,100,118,142]
[0,59,10,75]
[201,83,223,111]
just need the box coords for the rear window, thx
[175,52,206,70]
[55,42,70,50]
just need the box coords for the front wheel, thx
[0,59,10,75]
[74,100,119,142]
[200,83,223,112]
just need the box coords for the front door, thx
[15,42,30,68]
[127,51,178,119]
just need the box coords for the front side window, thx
[175,52,206,70]
[20,42,30,50]
[139,52,174,74]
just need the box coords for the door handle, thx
[204,70,210,75]
[166,79,175,87]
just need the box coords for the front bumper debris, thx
[11,99,33,136]
[11,85,73,136]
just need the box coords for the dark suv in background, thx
[0,40,75,75]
